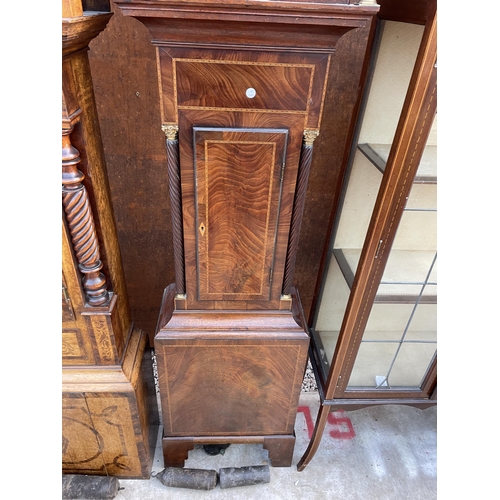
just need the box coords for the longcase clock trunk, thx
[115,0,380,468]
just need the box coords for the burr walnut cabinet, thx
[62,0,159,478]
[115,0,379,467]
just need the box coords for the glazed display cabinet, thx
[299,0,437,470]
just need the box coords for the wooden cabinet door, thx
[193,127,288,302]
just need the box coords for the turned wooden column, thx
[282,129,320,296]
[62,123,110,307]
[162,124,185,296]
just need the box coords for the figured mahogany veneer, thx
[176,60,312,111]
[157,47,331,131]
[178,108,307,311]
[157,287,308,437]
[194,127,288,302]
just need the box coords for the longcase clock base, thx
[162,432,296,468]
[154,284,309,467]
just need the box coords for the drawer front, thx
[175,60,313,111]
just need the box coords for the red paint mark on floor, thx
[328,410,355,439]
[297,406,355,440]
[298,406,315,439]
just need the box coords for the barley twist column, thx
[282,129,319,296]
[62,126,109,306]
[162,124,185,296]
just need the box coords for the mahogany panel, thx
[158,340,305,435]
[158,46,330,129]
[107,0,381,473]
[131,17,361,51]
[87,4,172,339]
[194,127,287,301]
[87,1,377,337]
[117,0,372,20]
[179,109,303,310]
[155,307,309,437]
[378,0,435,25]
[176,60,312,111]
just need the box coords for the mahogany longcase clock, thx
[115,0,379,467]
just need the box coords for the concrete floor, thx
[114,392,437,499]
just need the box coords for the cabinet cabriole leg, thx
[297,404,330,471]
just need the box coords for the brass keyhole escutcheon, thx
[199,222,206,236]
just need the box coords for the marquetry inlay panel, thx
[62,393,144,477]
[62,330,88,362]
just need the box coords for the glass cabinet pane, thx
[347,256,437,389]
[347,109,437,389]
[311,19,437,391]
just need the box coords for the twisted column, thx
[62,126,109,306]
[162,124,185,295]
[282,130,319,296]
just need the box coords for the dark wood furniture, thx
[298,0,437,470]
[62,0,159,478]
[84,0,381,343]
[114,0,380,467]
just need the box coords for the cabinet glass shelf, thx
[333,248,437,304]
[359,143,437,183]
